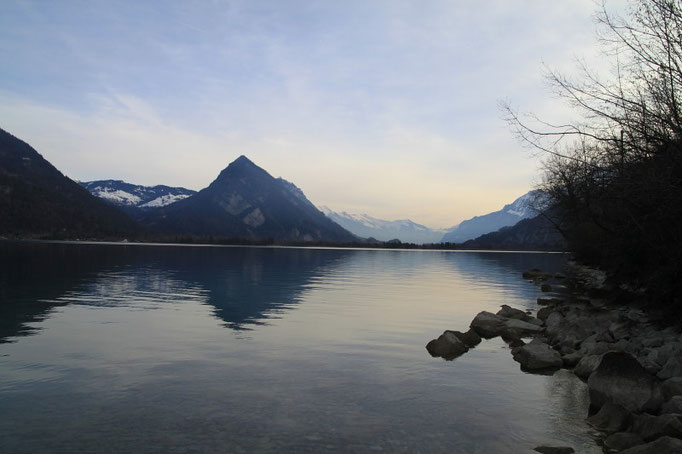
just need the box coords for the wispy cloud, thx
[0,0,622,227]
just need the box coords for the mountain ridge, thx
[0,127,137,238]
[140,155,357,242]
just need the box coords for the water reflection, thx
[0,242,353,340]
[0,242,598,453]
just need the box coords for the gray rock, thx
[609,319,632,339]
[631,413,682,441]
[448,329,482,348]
[503,318,544,337]
[497,304,527,320]
[658,355,682,380]
[533,446,574,454]
[662,377,682,400]
[470,311,506,338]
[425,331,468,359]
[603,432,644,452]
[574,354,603,380]
[585,402,632,432]
[562,351,584,368]
[619,436,682,454]
[537,306,553,321]
[588,352,663,413]
[637,355,663,376]
[512,340,562,371]
[541,283,553,292]
[661,396,682,414]
[641,337,665,349]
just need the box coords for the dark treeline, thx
[506,0,682,304]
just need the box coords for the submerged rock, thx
[426,331,468,359]
[588,352,663,413]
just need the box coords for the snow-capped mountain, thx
[79,180,196,209]
[440,190,547,243]
[319,207,447,244]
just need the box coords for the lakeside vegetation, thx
[506,0,682,304]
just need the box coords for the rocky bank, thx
[426,262,682,453]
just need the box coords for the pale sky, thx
[0,0,622,228]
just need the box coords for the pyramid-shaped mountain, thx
[0,128,137,238]
[142,156,357,242]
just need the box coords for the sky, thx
[0,0,624,228]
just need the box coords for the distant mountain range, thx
[0,126,564,249]
[319,207,447,244]
[0,128,137,238]
[79,180,196,209]
[440,190,546,243]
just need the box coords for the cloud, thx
[0,0,625,227]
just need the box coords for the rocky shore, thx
[426,262,682,453]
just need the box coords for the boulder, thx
[425,331,468,359]
[641,337,665,349]
[574,354,603,380]
[631,413,682,441]
[587,352,663,413]
[447,329,481,348]
[512,340,562,371]
[609,319,632,339]
[603,432,644,452]
[497,304,527,320]
[540,283,552,292]
[585,402,632,432]
[619,436,682,454]
[662,377,682,400]
[658,355,682,380]
[562,351,584,368]
[537,306,553,321]
[503,318,544,337]
[661,396,682,414]
[470,311,506,338]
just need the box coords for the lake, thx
[0,241,599,453]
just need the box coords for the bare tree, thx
[505,0,682,301]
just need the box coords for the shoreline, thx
[427,262,682,453]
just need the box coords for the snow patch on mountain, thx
[80,180,196,209]
[91,188,142,206]
[139,193,192,208]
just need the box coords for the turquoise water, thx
[0,242,598,453]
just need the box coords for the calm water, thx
[0,242,598,453]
